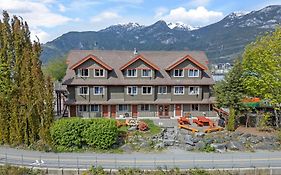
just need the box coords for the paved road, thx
[0,147,281,170]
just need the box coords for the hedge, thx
[50,118,117,151]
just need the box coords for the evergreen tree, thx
[214,57,246,111]
[0,11,54,145]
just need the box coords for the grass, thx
[142,119,161,135]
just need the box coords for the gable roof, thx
[165,55,208,71]
[69,54,113,70]
[119,54,160,71]
[63,50,214,86]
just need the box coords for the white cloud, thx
[58,4,66,12]
[154,7,169,19]
[0,0,72,28]
[0,0,74,43]
[159,6,223,27]
[30,27,50,43]
[91,11,121,23]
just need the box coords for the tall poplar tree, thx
[0,11,54,145]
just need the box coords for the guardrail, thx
[1,152,281,171]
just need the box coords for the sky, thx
[0,0,280,43]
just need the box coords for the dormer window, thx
[94,69,105,77]
[188,69,200,77]
[78,69,89,77]
[173,69,184,77]
[142,69,152,77]
[127,69,137,77]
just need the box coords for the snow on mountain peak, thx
[167,22,199,31]
[226,11,247,20]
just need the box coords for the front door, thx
[70,105,76,117]
[158,105,169,117]
[132,105,138,118]
[175,104,182,117]
[102,105,109,117]
[111,105,116,118]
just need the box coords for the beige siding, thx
[90,86,108,101]
[156,86,171,99]
[108,86,124,99]
[67,86,76,100]
[124,86,155,101]
[170,60,202,79]
[123,59,155,79]
[75,59,108,79]
[138,104,157,117]
[171,86,202,101]
[202,86,210,99]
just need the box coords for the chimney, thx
[134,48,138,55]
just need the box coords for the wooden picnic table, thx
[197,116,211,123]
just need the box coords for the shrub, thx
[82,119,117,149]
[0,165,41,175]
[50,118,87,150]
[50,118,117,151]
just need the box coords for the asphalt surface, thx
[1,147,281,170]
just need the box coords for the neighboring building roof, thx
[166,55,208,70]
[120,54,160,71]
[69,54,113,70]
[63,50,214,85]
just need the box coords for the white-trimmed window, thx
[94,69,105,77]
[78,86,89,95]
[158,86,167,94]
[173,69,184,77]
[142,69,152,77]
[78,69,89,77]
[142,86,152,95]
[94,86,104,95]
[127,86,137,95]
[188,69,200,77]
[191,104,199,111]
[127,69,137,77]
[91,105,99,112]
[174,86,184,95]
[118,105,128,112]
[188,86,199,95]
[78,105,88,112]
[140,104,150,111]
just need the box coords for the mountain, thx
[41,5,281,63]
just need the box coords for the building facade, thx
[62,50,216,118]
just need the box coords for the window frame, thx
[188,69,200,77]
[93,86,104,95]
[158,86,167,94]
[188,86,199,95]
[141,69,152,77]
[78,68,89,77]
[90,105,99,112]
[174,86,185,95]
[94,69,105,77]
[140,104,150,111]
[78,105,88,112]
[142,86,152,95]
[118,104,128,112]
[191,104,199,111]
[173,69,184,77]
[126,69,137,77]
[78,86,89,95]
[127,86,138,95]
